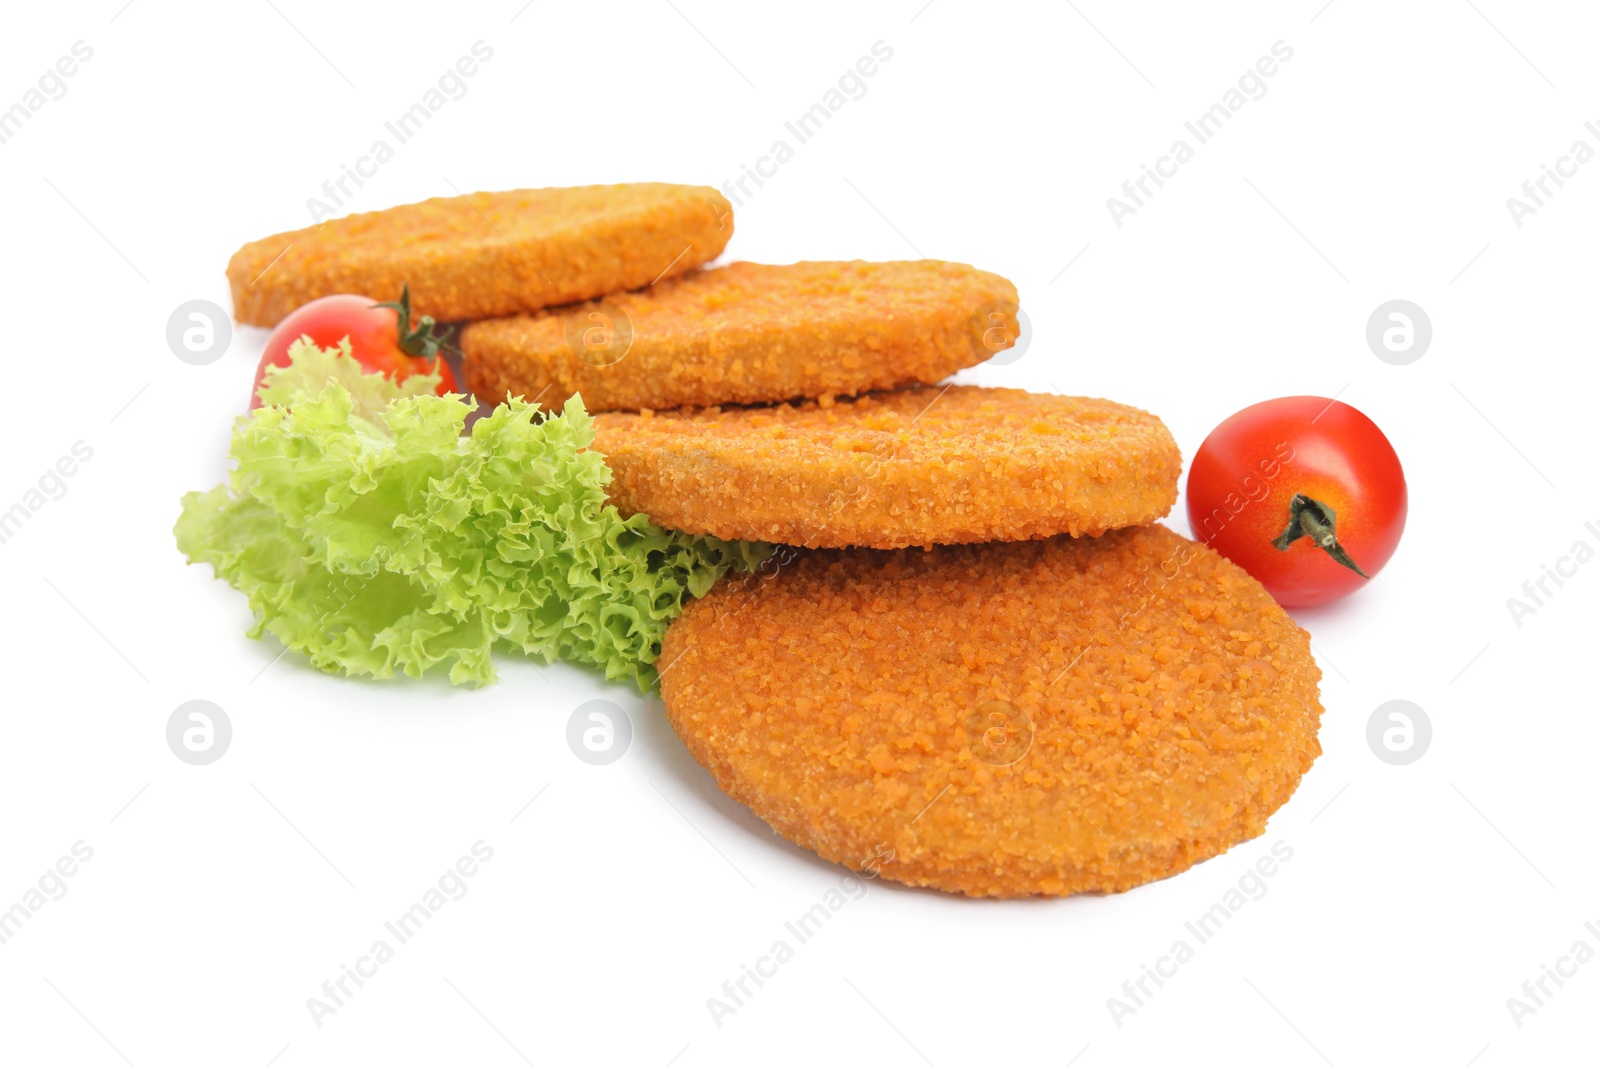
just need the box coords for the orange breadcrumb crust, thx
[460,260,1019,412]
[226,184,733,327]
[593,386,1181,548]
[660,525,1323,898]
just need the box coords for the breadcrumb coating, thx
[460,260,1019,412]
[593,386,1181,549]
[227,184,732,327]
[660,525,1323,898]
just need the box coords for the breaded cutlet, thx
[660,524,1323,898]
[461,260,1018,411]
[227,184,732,327]
[593,386,1181,548]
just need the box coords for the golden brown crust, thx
[660,525,1323,898]
[592,386,1181,549]
[226,184,733,327]
[460,260,1019,412]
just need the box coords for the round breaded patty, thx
[660,525,1323,898]
[460,260,1019,412]
[593,386,1181,549]
[227,184,732,327]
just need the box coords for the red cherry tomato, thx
[1186,397,1406,607]
[249,286,458,408]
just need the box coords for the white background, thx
[2,1,1596,1064]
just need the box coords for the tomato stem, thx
[373,284,454,367]
[1271,493,1369,577]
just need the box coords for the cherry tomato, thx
[1186,397,1406,608]
[249,286,458,408]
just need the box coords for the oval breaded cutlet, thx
[592,386,1181,549]
[660,525,1323,898]
[460,260,1019,411]
[227,184,733,327]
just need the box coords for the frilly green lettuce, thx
[255,335,442,418]
[175,339,768,689]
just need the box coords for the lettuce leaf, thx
[255,335,442,419]
[175,339,768,689]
